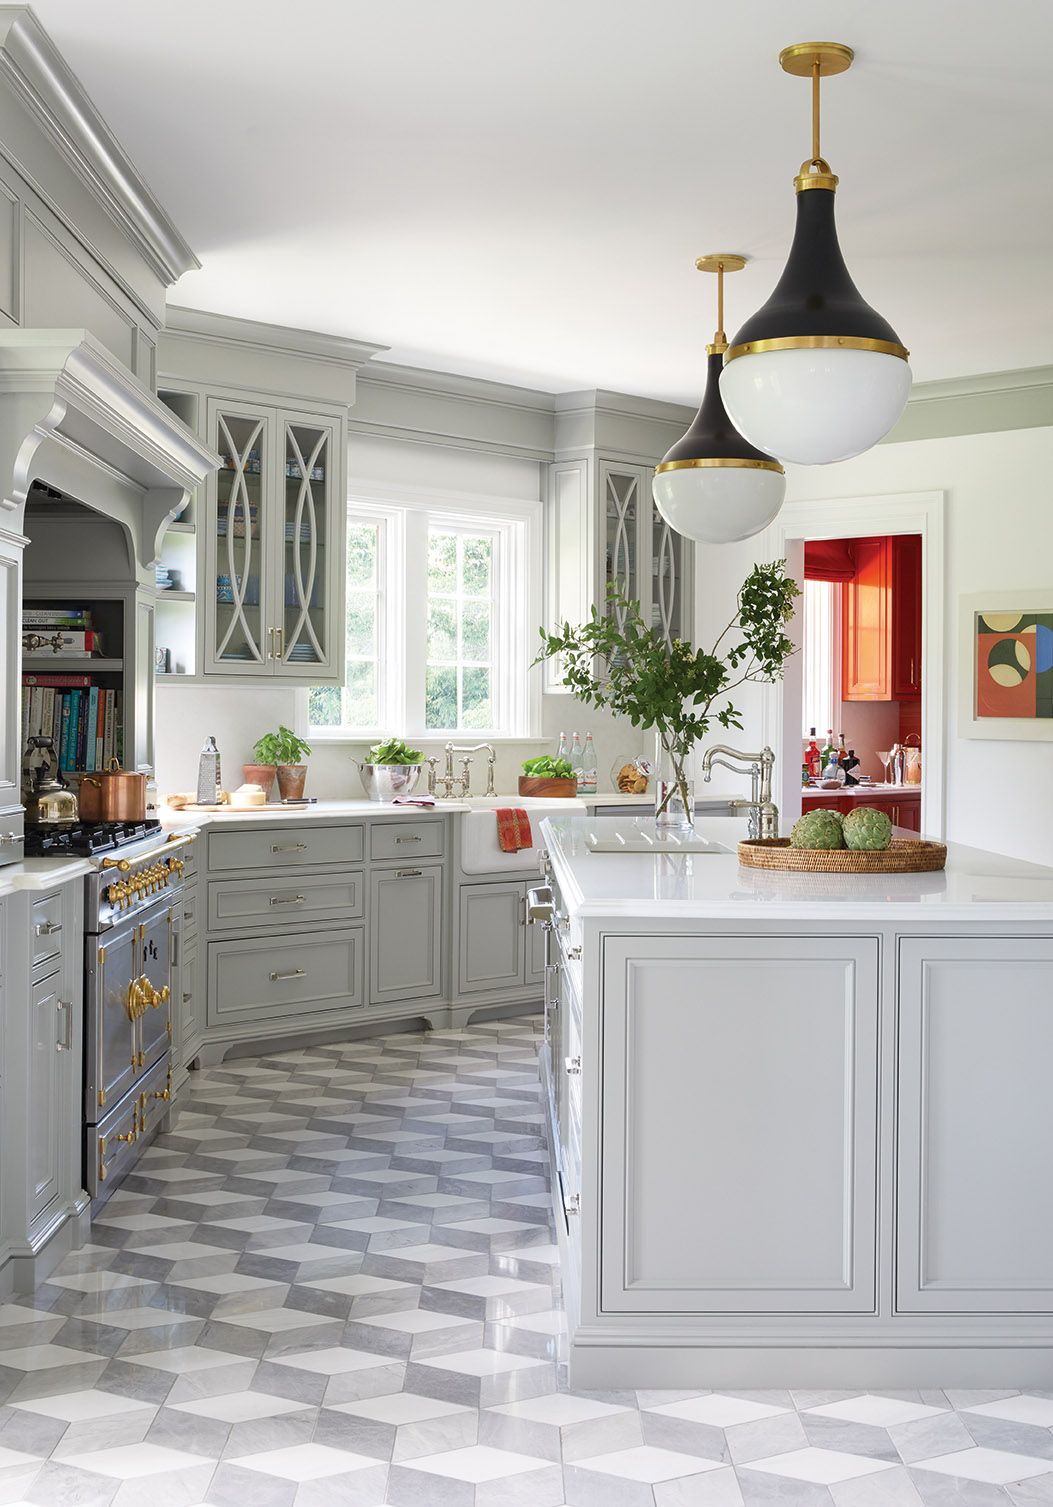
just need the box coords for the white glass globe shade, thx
[719,347,912,466]
[652,464,786,545]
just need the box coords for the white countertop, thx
[542,814,1053,923]
[0,854,93,898]
[803,783,921,798]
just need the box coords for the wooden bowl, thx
[518,775,578,799]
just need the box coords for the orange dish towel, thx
[496,807,533,853]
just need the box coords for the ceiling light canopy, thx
[653,255,786,545]
[719,42,911,466]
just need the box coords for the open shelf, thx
[24,656,124,672]
[156,590,195,603]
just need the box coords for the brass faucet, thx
[426,742,497,799]
[701,743,779,839]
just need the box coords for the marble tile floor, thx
[0,1016,1052,1505]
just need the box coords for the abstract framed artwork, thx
[959,591,1053,740]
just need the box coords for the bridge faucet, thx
[426,742,497,799]
[701,743,779,840]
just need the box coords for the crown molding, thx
[886,365,1053,444]
[164,305,387,371]
[0,6,198,284]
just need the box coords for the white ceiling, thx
[31,0,1053,402]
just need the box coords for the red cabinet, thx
[841,535,922,703]
[802,789,921,833]
[841,537,891,701]
[891,535,922,700]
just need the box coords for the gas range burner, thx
[24,819,162,858]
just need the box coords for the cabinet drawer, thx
[208,871,364,932]
[370,820,444,862]
[207,927,364,1027]
[31,891,65,974]
[208,823,364,873]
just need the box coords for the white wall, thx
[155,434,646,798]
[696,426,1053,866]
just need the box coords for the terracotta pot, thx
[276,764,308,801]
[518,775,578,799]
[242,763,276,800]
[78,758,148,821]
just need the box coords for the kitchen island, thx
[536,813,1053,1388]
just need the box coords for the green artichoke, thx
[842,805,893,851]
[789,810,846,850]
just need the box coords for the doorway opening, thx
[799,535,922,833]
[766,491,945,837]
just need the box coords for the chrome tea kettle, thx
[22,735,78,825]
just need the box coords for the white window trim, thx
[802,579,842,741]
[300,481,542,742]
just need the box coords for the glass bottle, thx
[556,731,567,761]
[821,728,835,772]
[569,732,584,790]
[581,732,598,795]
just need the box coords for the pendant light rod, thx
[812,56,821,164]
[779,41,854,184]
[695,252,746,353]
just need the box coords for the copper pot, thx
[79,758,148,821]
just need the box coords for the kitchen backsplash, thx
[153,685,647,799]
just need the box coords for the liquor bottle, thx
[838,730,849,760]
[821,729,835,772]
[805,729,822,781]
[581,732,598,794]
[569,732,584,790]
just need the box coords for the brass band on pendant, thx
[723,334,911,365]
[655,456,785,475]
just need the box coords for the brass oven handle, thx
[269,894,306,906]
[101,857,132,871]
[269,967,306,981]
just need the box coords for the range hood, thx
[0,329,218,572]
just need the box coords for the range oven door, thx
[86,900,173,1123]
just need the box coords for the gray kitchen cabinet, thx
[458,878,548,996]
[598,933,880,1315]
[544,453,692,692]
[458,882,525,995]
[1,879,86,1279]
[28,970,65,1226]
[0,530,22,852]
[208,926,364,1029]
[370,864,443,1006]
[896,935,1053,1314]
[193,396,346,684]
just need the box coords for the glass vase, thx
[653,731,694,833]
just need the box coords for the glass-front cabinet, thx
[543,455,693,692]
[600,461,687,646]
[204,400,343,680]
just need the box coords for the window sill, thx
[307,731,543,746]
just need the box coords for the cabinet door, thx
[458,882,524,995]
[0,533,21,810]
[842,537,892,701]
[650,498,689,648]
[273,411,345,682]
[600,934,879,1313]
[891,534,922,699]
[897,937,1053,1313]
[29,973,63,1223]
[526,895,548,988]
[600,463,644,631]
[370,865,443,1005]
[205,400,273,674]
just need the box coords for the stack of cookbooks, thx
[22,605,102,659]
[21,673,120,772]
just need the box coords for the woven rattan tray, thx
[738,837,947,874]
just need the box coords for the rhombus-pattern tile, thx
[1,1015,1051,1505]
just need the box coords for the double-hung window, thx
[307,492,538,739]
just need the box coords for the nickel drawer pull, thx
[395,833,422,843]
[34,919,62,937]
[269,894,307,906]
[395,868,422,879]
[269,967,306,981]
[55,998,73,1052]
[271,842,308,853]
